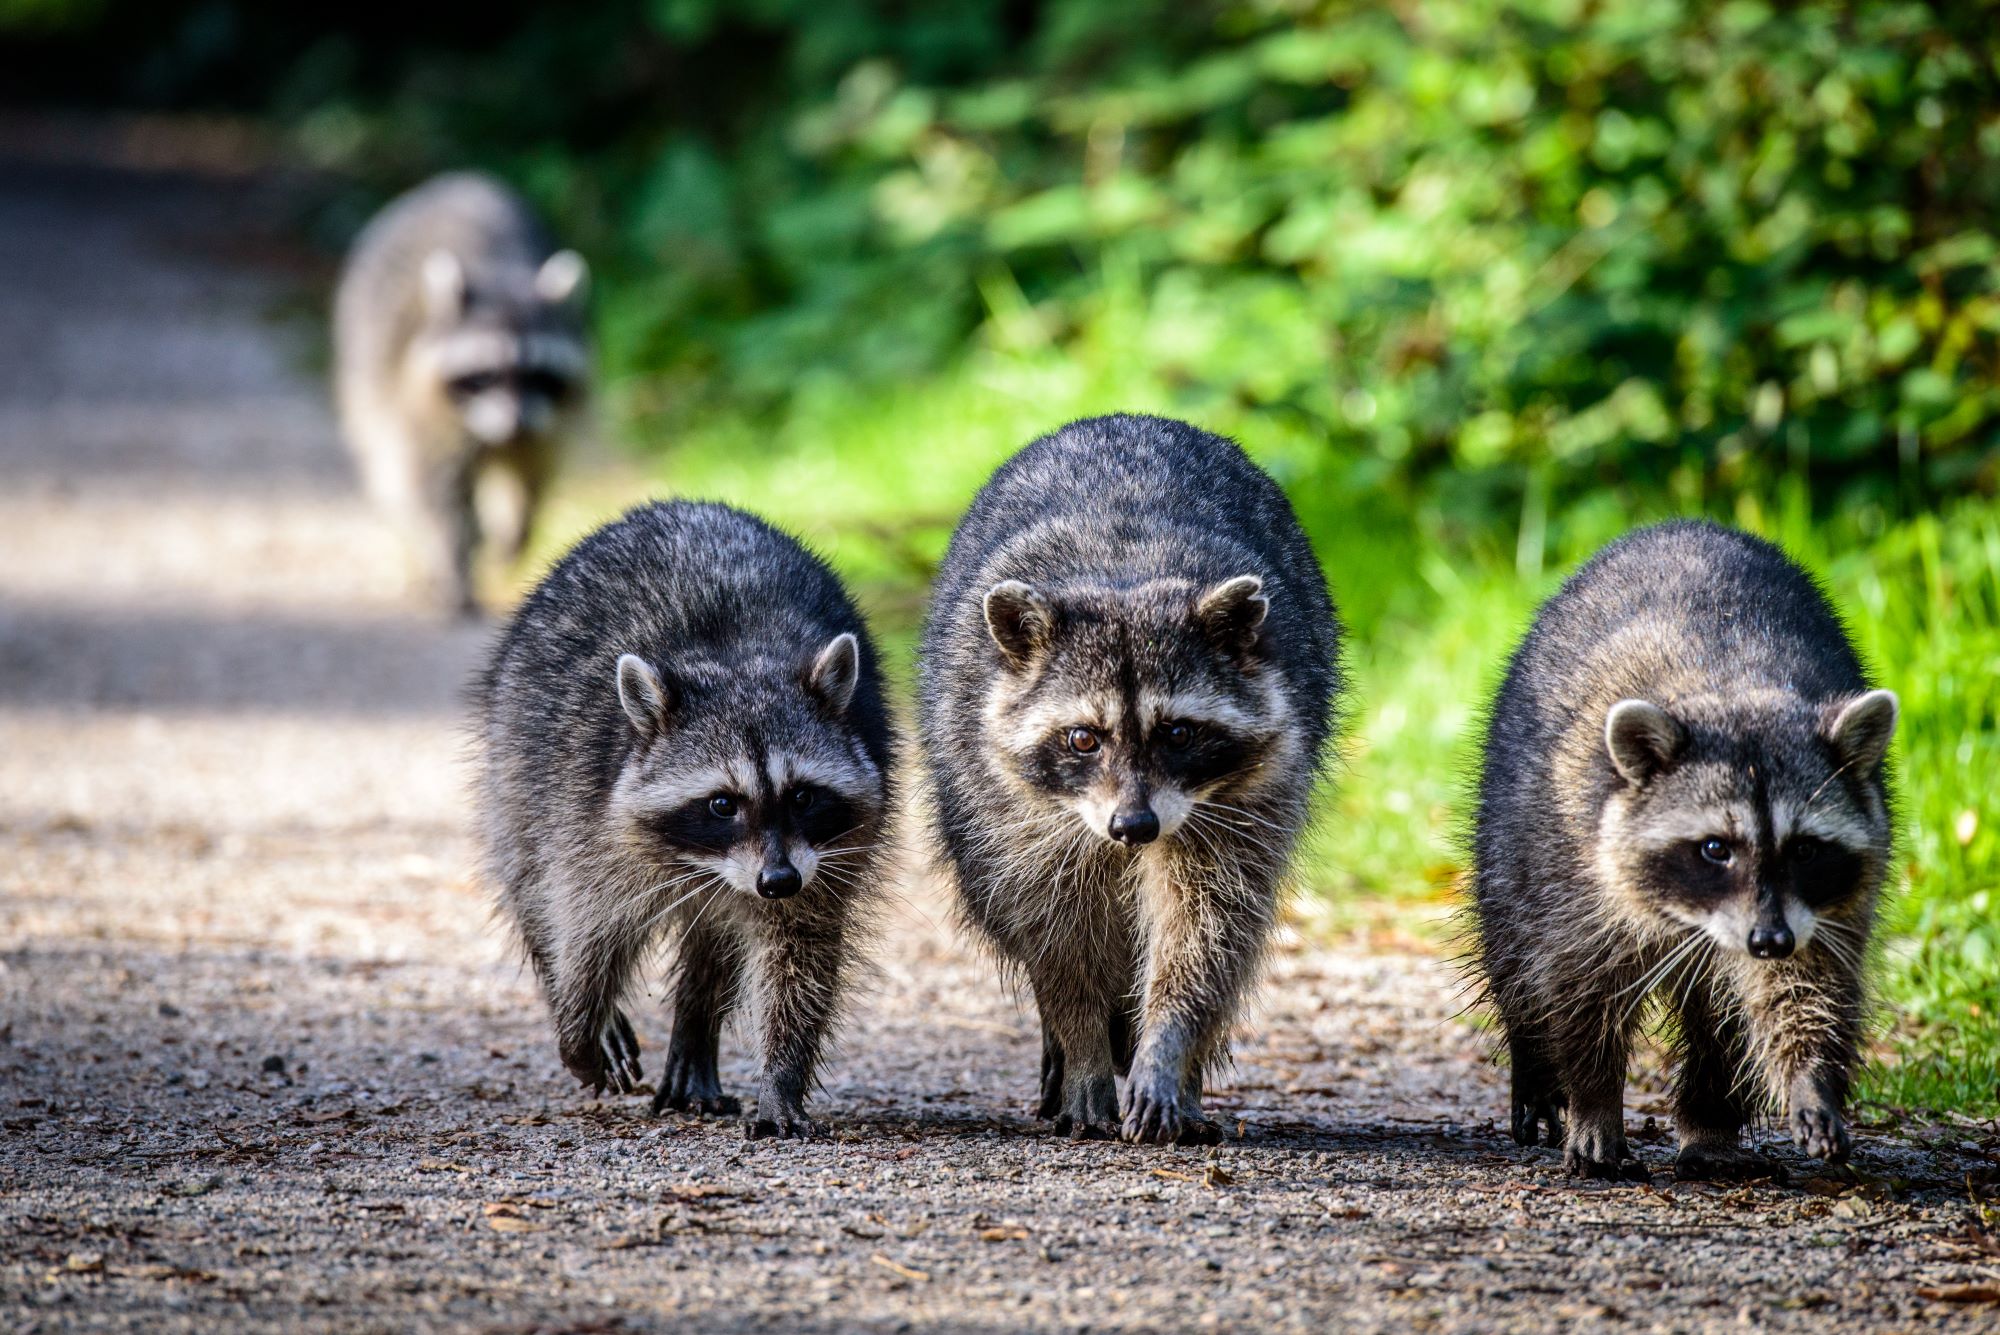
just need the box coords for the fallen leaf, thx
[871,1253,930,1282]
[64,1253,104,1274]
[486,1215,542,1234]
[1151,1169,1195,1183]
[977,1226,1030,1242]
[1204,1164,1234,1188]
[1918,1286,2000,1304]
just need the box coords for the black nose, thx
[1108,808,1160,846]
[1747,924,1795,959]
[757,864,803,900]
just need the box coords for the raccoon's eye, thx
[789,787,818,812]
[1699,837,1732,865]
[1161,721,1195,748]
[1066,727,1100,755]
[1790,837,1822,865]
[448,371,500,399]
[707,794,739,820]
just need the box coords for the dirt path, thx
[2,158,1997,1334]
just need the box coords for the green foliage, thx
[275,0,2000,530]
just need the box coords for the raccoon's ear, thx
[615,653,673,740]
[536,250,589,306]
[808,632,861,715]
[984,581,1055,670]
[421,249,467,320]
[1196,574,1269,658]
[1605,699,1684,785]
[1824,689,1898,774]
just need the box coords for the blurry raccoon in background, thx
[919,414,1342,1146]
[1470,521,1896,1181]
[334,171,590,616]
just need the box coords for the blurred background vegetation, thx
[6,0,1996,1116]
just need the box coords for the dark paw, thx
[649,1044,737,1118]
[1563,1147,1650,1182]
[1675,1143,1784,1183]
[652,1087,741,1118]
[1173,1114,1225,1147]
[563,1009,642,1097]
[1790,1104,1851,1163]
[1563,1124,1649,1182]
[1511,1099,1564,1148]
[744,1107,825,1141]
[1053,1113,1118,1142]
[1120,1081,1189,1146]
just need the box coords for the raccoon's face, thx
[412,249,589,447]
[979,574,1293,848]
[607,634,882,902]
[1595,689,1898,961]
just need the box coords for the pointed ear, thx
[1824,689,1897,774]
[535,249,588,305]
[984,580,1055,670]
[808,632,861,715]
[421,249,466,320]
[615,653,672,740]
[1605,699,1684,785]
[1196,574,1268,657]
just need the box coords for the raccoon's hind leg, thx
[1028,960,1123,1140]
[1547,1000,1649,1182]
[1502,1018,1565,1149]
[1670,983,1769,1180]
[652,920,746,1118]
[1036,1001,1136,1121]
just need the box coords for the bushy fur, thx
[335,171,591,616]
[918,414,1342,1145]
[1469,520,1897,1180]
[475,501,895,1138]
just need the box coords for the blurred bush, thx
[10,0,1999,532]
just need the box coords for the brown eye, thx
[1699,837,1731,865]
[707,794,738,820]
[1791,837,1821,865]
[1066,727,1100,755]
[1162,721,1194,748]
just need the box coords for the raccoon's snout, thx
[1108,807,1160,846]
[757,860,803,900]
[1747,923,1795,959]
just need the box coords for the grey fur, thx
[1469,520,1896,1181]
[475,502,895,1138]
[335,171,591,616]
[918,414,1342,1145]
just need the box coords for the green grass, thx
[546,331,2000,1120]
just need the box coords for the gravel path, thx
[4,156,1998,1334]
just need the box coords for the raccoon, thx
[334,171,590,616]
[1470,520,1897,1180]
[918,414,1342,1145]
[475,501,894,1137]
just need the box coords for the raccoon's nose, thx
[1108,808,1160,846]
[757,863,803,900]
[1747,924,1795,959]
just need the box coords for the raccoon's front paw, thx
[1789,1103,1851,1163]
[562,1010,642,1096]
[1119,1073,1221,1147]
[649,1052,741,1118]
[1562,1122,1649,1183]
[1674,1142,1783,1183]
[744,1100,824,1141]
